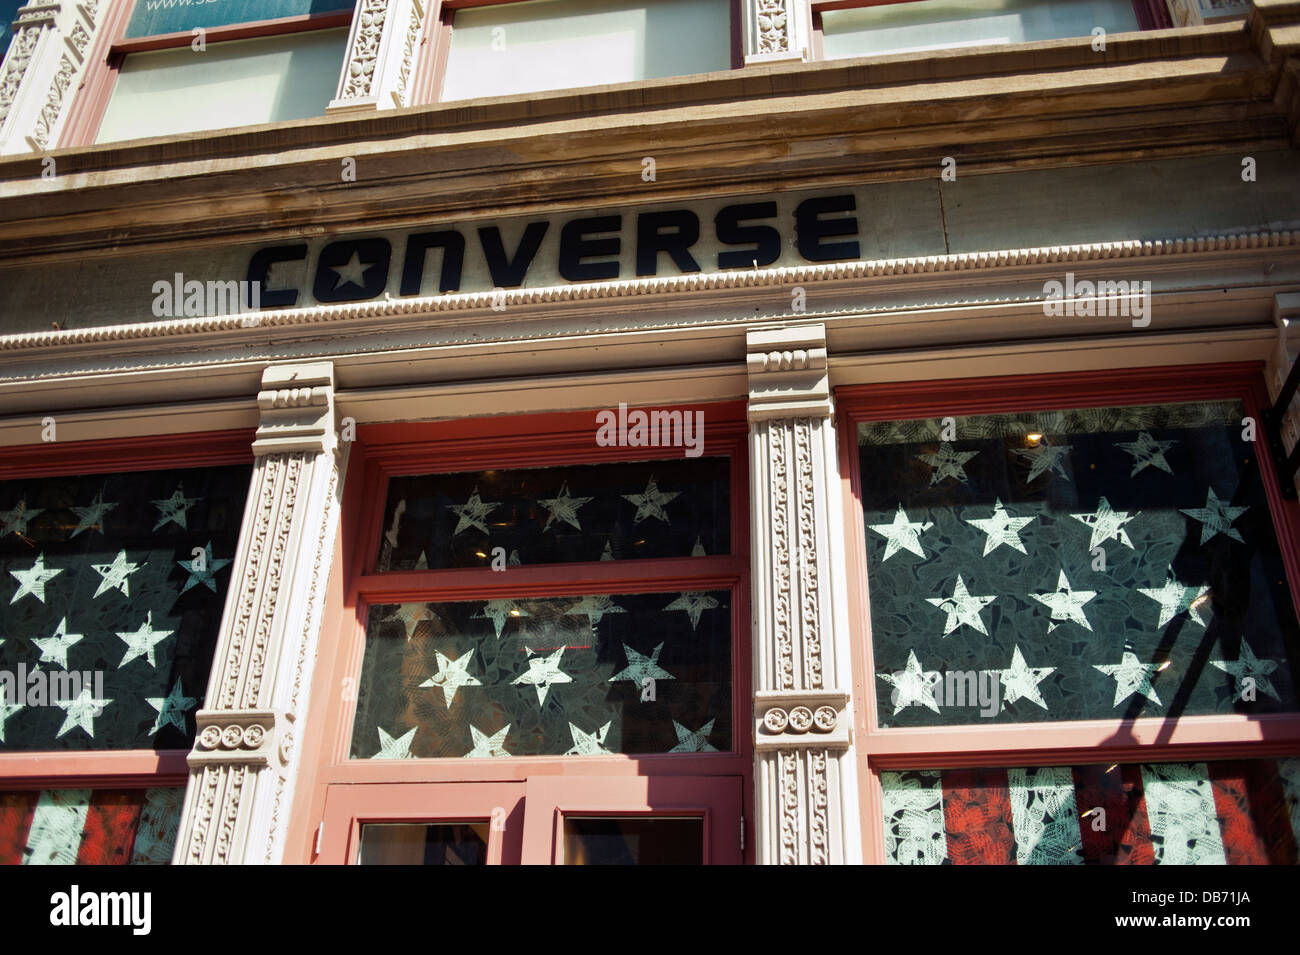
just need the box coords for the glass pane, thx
[563,816,703,865]
[0,464,250,750]
[0,0,20,60]
[350,590,731,758]
[0,787,183,865]
[859,400,1300,727]
[125,0,346,39]
[442,0,732,101]
[357,822,489,865]
[96,29,351,144]
[823,0,1139,59]
[880,757,1300,865]
[376,457,729,570]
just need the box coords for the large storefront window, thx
[840,365,1300,864]
[0,432,253,866]
[301,404,751,864]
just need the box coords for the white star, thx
[669,719,718,753]
[474,599,528,639]
[177,541,232,594]
[449,486,501,536]
[1180,488,1249,545]
[68,490,116,539]
[691,536,707,556]
[565,720,612,755]
[1071,496,1139,550]
[511,646,573,706]
[609,642,676,684]
[331,251,376,291]
[0,694,23,744]
[54,686,112,739]
[965,498,1035,556]
[537,482,594,531]
[1210,640,1281,702]
[600,540,615,561]
[622,475,680,524]
[419,649,482,707]
[995,646,1055,711]
[383,603,432,641]
[1012,441,1073,482]
[1115,432,1177,476]
[869,505,933,561]
[0,498,43,538]
[464,724,511,758]
[371,726,418,759]
[151,483,199,531]
[91,549,144,599]
[1093,650,1162,707]
[1138,575,1210,628]
[663,591,719,629]
[116,611,175,669]
[32,617,83,668]
[877,650,941,715]
[145,679,197,736]
[9,553,62,605]
[916,443,979,485]
[925,575,996,637]
[565,594,626,627]
[1030,570,1096,633]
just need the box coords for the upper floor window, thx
[436,0,736,102]
[1,0,20,60]
[818,0,1144,59]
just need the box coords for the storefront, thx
[1,0,1299,865]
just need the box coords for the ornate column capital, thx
[328,0,428,114]
[742,0,812,66]
[746,324,831,422]
[253,362,338,456]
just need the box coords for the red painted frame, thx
[835,363,1300,863]
[0,428,255,792]
[808,0,1173,61]
[287,401,754,864]
[423,0,744,105]
[58,0,353,149]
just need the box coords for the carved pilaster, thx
[1166,0,1250,27]
[1266,293,1300,458]
[748,324,859,864]
[328,0,428,114]
[743,0,811,66]
[173,363,344,864]
[0,1,105,154]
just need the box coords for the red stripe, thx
[76,790,142,866]
[0,792,39,866]
[1072,764,1154,865]
[941,767,1016,864]
[1209,760,1298,866]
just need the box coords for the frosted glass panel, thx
[442,0,731,101]
[822,0,1139,58]
[96,28,349,144]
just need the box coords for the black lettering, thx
[477,221,549,288]
[400,230,465,295]
[795,195,860,262]
[715,202,780,269]
[246,245,307,308]
[559,215,621,282]
[313,237,391,303]
[635,209,700,276]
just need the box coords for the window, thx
[839,364,1300,864]
[815,0,1157,60]
[0,0,21,61]
[298,404,752,864]
[0,430,253,866]
[71,0,353,146]
[434,0,737,102]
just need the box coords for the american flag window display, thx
[0,787,182,866]
[879,758,1300,865]
[0,465,250,750]
[858,400,1300,728]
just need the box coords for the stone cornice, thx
[0,19,1293,261]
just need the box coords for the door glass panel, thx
[357,822,489,865]
[562,816,703,865]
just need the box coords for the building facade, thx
[1,0,1299,865]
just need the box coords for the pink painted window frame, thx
[836,362,1300,862]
